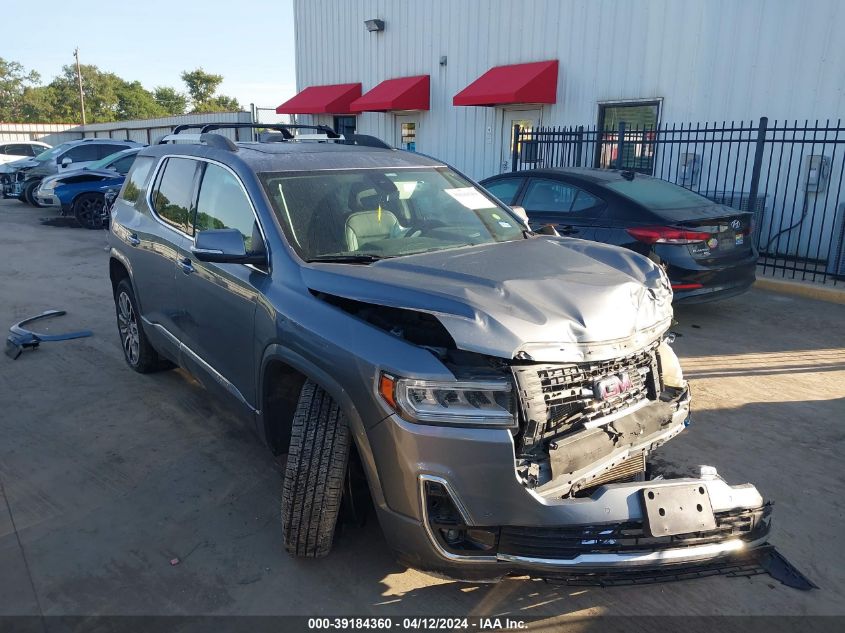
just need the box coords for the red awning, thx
[275,83,362,114]
[453,60,559,107]
[350,75,430,112]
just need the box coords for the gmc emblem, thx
[593,372,633,401]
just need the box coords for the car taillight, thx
[626,226,712,244]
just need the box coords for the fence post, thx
[511,124,521,172]
[747,116,768,211]
[617,121,626,169]
[576,125,584,167]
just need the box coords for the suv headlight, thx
[40,180,57,192]
[378,373,516,428]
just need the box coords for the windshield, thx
[605,176,716,210]
[260,167,525,261]
[88,150,130,171]
[32,142,73,163]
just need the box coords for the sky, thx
[2,0,297,120]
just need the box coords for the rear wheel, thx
[74,193,105,229]
[114,279,168,373]
[282,381,351,558]
[23,180,42,207]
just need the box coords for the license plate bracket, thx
[641,483,717,537]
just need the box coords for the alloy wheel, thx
[117,291,140,365]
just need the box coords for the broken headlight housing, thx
[378,373,516,428]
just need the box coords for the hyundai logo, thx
[730,219,742,230]
[593,372,633,400]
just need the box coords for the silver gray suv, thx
[108,125,771,580]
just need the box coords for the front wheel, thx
[23,180,42,207]
[74,193,106,229]
[282,381,351,558]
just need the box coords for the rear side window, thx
[195,163,257,250]
[119,156,155,203]
[150,157,198,234]
[605,176,715,212]
[64,144,100,162]
[111,154,136,175]
[484,177,523,205]
[5,144,35,156]
[99,144,130,157]
[523,179,579,212]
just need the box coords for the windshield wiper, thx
[307,254,389,264]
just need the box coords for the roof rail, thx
[157,132,238,151]
[199,122,341,139]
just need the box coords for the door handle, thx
[178,257,194,274]
[127,233,140,246]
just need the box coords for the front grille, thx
[513,344,659,451]
[498,506,771,560]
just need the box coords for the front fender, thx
[258,343,388,509]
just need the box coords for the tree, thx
[180,68,240,113]
[0,57,40,121]
[116,81,167,119]
[181,68,223,105]
[153,86,187,115]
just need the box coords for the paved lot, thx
[1,198,844,624]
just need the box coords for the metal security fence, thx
[511,118,845,286]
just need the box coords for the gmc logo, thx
[593,372,633,401]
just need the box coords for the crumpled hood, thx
[302,237,673,363]
[0,158,37,174]
[41,168,119,187]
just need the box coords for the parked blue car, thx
[34,148,140,228]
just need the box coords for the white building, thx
[281,0,845,181]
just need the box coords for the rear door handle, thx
[178,257,194,274]
[127,233,140,246]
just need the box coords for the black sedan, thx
[481,167,757,303]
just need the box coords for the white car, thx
[0,141,51,165]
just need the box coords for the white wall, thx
[293,0,845,179]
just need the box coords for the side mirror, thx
[191,228,266,265]
[60,157,72,167]
[510,205,530,228]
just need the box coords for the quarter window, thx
[151,157,198,234]
[119,156,155,204]
[194,163,258,251]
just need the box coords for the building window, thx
[400,122,416,152]
[333,116,356,137]
[597,101,660,174]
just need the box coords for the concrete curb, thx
[755,277,845,305]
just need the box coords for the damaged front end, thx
[304,237,785,582]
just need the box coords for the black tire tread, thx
[282,381,350,558]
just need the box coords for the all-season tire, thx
[114,278,166,373]
[23,180,42,207]
[74,193,105,229]
[282,381,351,558]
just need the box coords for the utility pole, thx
[73,47,86,126]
